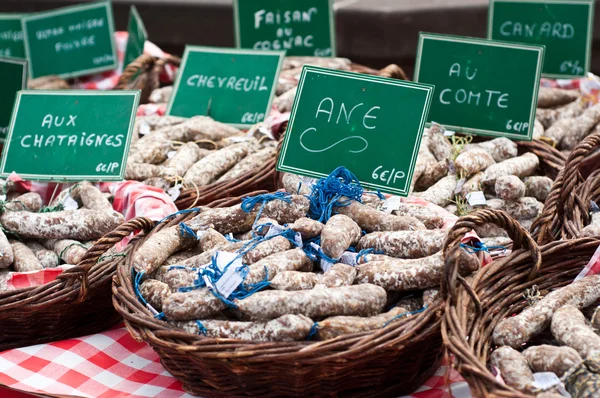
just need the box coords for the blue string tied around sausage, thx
[307,166,364,223]
[196,320,208,336]
[179,222,197,240]
[355,248,385,264]
[306,322,320,340]
[301,236,341,265]
[241,191,292,227]
[383,306,428,327]
[158,208,201,224]
[133,269,167,321]
[460,241,506,254]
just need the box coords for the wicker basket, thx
[441,208,600,397]
[533,131,600,243]
[111,193,462,397]
[115,54,181,104]
[0,217,154,351]
[517,138,566,180]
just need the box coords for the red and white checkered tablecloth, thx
[0,326,471,398]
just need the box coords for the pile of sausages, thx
[0,182,123,291]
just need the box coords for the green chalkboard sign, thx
[414,33,544,140]
[0,15,25,58]
[488,0,594,78]
[124,5,147,66]
[0,90,140,181]
[233,0,335,56]
[167,46,284,128]
[22,2,117,79]
[0,57,26,143]
[277,66,434,197]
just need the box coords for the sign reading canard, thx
[414,33,544,140]
[167,46,284,128]
[277,66,434,197]
[22,2,117,79]
[233,0,335,56]
[0,91,140,181]
[488,0,594,78]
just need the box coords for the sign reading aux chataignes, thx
[0,91,140,182]
[414,33,544,140]
[233,0,335,57]
[21,2,117,79]
[277,66,434,197]
[488,0,594,78]
[124,5,148,66]
[167,46,284,128]
[0,57,27,143]
[0,14,25,58]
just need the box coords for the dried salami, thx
[10,240,43,272]
[335,201,425,232]
[490,346,535,393]
[551,305,600,359]
[163,288,226,320]
[244,248,313,284]
[270,271,320,291]
[321,214,361,259]
[357,229,446,258]
[523,345,582,377]
[140,279,172,311]
[316,305,410,340]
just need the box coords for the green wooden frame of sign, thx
[124,5,148,66]
[0,90,140,182]
[0,14,25,58]
[277,66,434,197]
[414,33,544,140]
[21,2,117,79]
[166,46,284,129]
[0,56,27,143]
[232,0,336,56]
[488,0,594,79]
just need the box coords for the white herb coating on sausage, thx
[356,253,395,265]
[78,183,113,212]
[140,279,172,311]
[321,214,361,259]
[537,87,580,108]
[289,217,322,240]
[25,241,58,269]
[464,137,518,163]
[174,314,314,342]
[482,153,539,188]
[415,160,449,192]
[270,271,320,291]
[552,305,600,359]
[423,289,440,307]
[244,235,292,264]
[244,248,313,285]
[455,148,496,177]
[411,137,437,192]
[143,177,172,191]
[460,172,485,197]
[414,175,457,207]
[537,99,587,129]
[495,176,526,201]
[199,229,228,252]
[217,147,276,182]
[236,284,387,320]
[316,306,409,340]
[133,225,198,274]
[42,239,86,265]
[336,201,425,232]
[1,209,123,241]
[0,229,13,268]
[391,203,444,230]
[161,142,202,178]
[533,119,545,139]
[523,345,582,377]
[163,288,227,320]
[273,86,297,113]
[316,263,357,288]
[10,240,42,272]
[189,116,242,142]
[0,269,10,291]
[5,192,43,212]
[546,103,600,149]
[358,230,446,258]
[125,163,163,180]
[152,266,197,290]
[486,197,543,220]
[184,142,252,186]
[493,275,600,348]
[164,246,205,265]
[281,172,314,195]
[524,176,553,202]
[490,346,535,393]
[481,236,513,248]
[592,306,600,330]
[149,86,173,104]
[182,242,247,268]
[582,213,600,237]
[427,124,452,161]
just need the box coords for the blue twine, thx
[367,190,386,200]
[307,167,364,223]
[132,270,148,306]
[356,248,384,263]
[155,312,166,320]
[224,233,242,242]
[306,322,319,340]
[179,222,197,240]
[460,241,506,254]
[241,191,292,230]
[167,265,198,271]
[383,306,428,327]
[196,320,208,336]
[158,208,201,224]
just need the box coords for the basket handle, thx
[58,217,155,302]
[442,209,542,314]
[378,64,409,80]
[533,130,600,244]
[115,53,155,90]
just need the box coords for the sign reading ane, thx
[488,0,594,78]
[0,91,140,181]
[414,33,544,140]
[22,2,117,79]
[234,0,335,56]
[277,66,434,197]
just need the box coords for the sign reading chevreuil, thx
[167,46,284,128]
[488,0,594,78]
[22,2,117,79]
[277,66,434,197]
[0,56,26,142]
[0,90,140,181]
[0,14,25,58]
[233,0,335,56]
[415,33,544,140]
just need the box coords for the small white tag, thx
[62,195,79,210]
[466,191,486,206]
[532,372,570,397]
[229,136,250,143]
[139,121,151,136]
[145,303,159,316]
[167,184,182,201]
[380,196,401,214]
[293,231,303,248]
[167,150,177,159]
[0,194,6,201]
[264,224,285,238]
[299,176,316,192]
[444,129,455,137]
[213,251,244,298]
[339,252,358,266]
[320,258,334,272]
